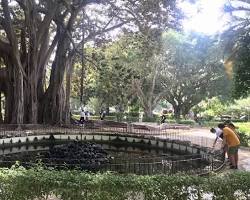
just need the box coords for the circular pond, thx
[0,133,224,175]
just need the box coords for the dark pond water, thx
[0,140,209,174]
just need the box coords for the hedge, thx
[0,166,250,200]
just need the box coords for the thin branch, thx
[85,20,130,41]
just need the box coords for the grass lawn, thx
[235,122,250,135]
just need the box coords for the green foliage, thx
[1,167,250,200]
[226,97,250,118]
[143,115,159,123]
[84,37,140,111]
[163,119,195,125]
[193,97,228,120]
[200,121,220,128]
[222,1,250,98]
[203,97,226,117]
[233,55,250,98]
[115,112,140,122]
[235,122,250,135]
[177,119,196,125]
[237,132,250,147]
[85,97,103,115]
[192,96,250,121]
[161,31,229,119]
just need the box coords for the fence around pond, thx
[0,123,217,147]
[0,124,225,175]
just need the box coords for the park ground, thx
[135,122,250,171]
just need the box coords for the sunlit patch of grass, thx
[235,122,250,135]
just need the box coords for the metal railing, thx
[0,124,225,175]
[0,151,224,175]
[0,124,218,148]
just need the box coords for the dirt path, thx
[183,128,250,171]
[136,123,250,171]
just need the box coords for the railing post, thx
[211,156,214,171]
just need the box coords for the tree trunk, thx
[41,8,79,124]
[1,0,102,125]
[173,105,181,120]
[0,68,6,123]
[42,24,74,124]
[0,93,2,123]
[182,105,191,120]
[0,68,7,123]
[4,60,12,123]
[3,56,24,124]
[65,57,74,125]
[144,104,153,119]
[2,0,24,124]
[5,88,11,123]
[11,67,24,124]
[22,0,40,124]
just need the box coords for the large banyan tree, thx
[0,0,177,124]
[0,0,97,124]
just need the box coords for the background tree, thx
[92,0,180,118]
[0,0,177,124]
[0,0,88,124]
[79,37,139,114]
[222,0,250,98]
[107,33,165,118]
[160,31,228,119]
[75,33,165,118]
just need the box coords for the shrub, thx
[178,120,196,125]
[143,115,159,123]
[0,167,250,200]
[161,119,195,125]
[235,122,250,135]
[126,112,139,117]
[238,132,250,147]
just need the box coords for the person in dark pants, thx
[218,123,240,169]
[160,114,167,124]
[100,110,106,120]
[80,109,85,124]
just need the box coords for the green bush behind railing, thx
[0,166,250,200]
[235,122,250,135]
[237,132,250,147]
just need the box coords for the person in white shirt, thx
[210,127,229,161]
[210,127,223,147]
[80,109,86,124]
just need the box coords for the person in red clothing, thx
[218,123,240,169]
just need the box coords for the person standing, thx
[80,109,86,124]
[225,122,240,140]
[218,123,240,169]
[160,114,167,124]
[100,109,106,120]
[85,110,90,121]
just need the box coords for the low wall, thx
[0,132,225,175]
[0,133,210,156]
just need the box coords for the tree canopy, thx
[222,0,250,98]
[0,0,249,124]
[0,0,177,124]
